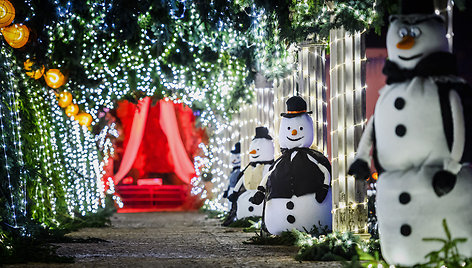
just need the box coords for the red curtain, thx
[114,99,202,185]
[159,100,196,184]
[113,97,151,184]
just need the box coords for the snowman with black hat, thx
[250,96,332,235]
[348,0,472,265]
[224,142,242,200]
[222,142,242,226]
[228,127,274,219]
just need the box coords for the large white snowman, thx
[348,0,472,266]
[250,96,332,235]
[229,127,274,219]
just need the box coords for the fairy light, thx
[0,72,18,227]
[2,0,380,233]
[329,29,368,234]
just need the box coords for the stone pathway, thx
[8,212,342,267]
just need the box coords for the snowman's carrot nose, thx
[249,149,257,154]
[397,35,415,49]
[291,129,297,135]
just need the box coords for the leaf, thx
[442,218,452,240]
[452,238,468,244]
[423,237,447,243]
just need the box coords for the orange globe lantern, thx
[1,24,29,48]
[65,103,79,117]
[23,59,45,79]
[75,112,93,127]
[0,0,15,28]
[57,91,73,108]
[44,69,66,89]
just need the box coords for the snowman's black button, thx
[394,97,405,110]
[248,206,254,212]
[287,215,296,224]
[399,192,410,204]
[286,201,294,210]
[396,125,406,137]
[400,224,411,236]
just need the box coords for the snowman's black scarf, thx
[266,147,331,200]
[383,52,457,85]
[249,160,274,167]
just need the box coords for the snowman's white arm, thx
[233,174,244,192]
[444,90,465,174]
[307,154,331,185]
[354,117,374,164]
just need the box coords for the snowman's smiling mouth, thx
[287,136,304,141]
[251,155,260,159]
[398,53,423,61]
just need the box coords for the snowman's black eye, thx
[410,27,421,37]
[300,127,303,130]
[257,148,259,151]
[398,27,408,38]
[287,127,291,130]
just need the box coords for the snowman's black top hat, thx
[281,96,312,118]
[390,0,444,23]
[231,142,240,154]
[253,127,272,140]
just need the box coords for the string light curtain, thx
[329,28,368,234]
[255,87,275,138]
[273,70,297,157]
[298,43,328,154]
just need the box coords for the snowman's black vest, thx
[374,52,472,173]
[266,148,331,200]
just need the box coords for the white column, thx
[330,28,368,234]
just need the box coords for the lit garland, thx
[0,0,409,241]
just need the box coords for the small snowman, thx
[250,96,332,235]
[348,0,472,265]
[228,127,274,219]
[222,142,242,226]
[223,142,241,199]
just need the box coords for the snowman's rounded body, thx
[263,112,332,235]
[376,165,472,266]
[374,78,449,170]
[265,190,332,235]
[236,164,269,219]
[236,190,263,219]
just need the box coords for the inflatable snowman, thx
[223,142,241,204]
[228,127,274,219]
[250,96,332,235]
[348,0,472,265]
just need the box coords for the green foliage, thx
[200,207,226,219]
[353,219,472,268]
[243,229,299,246]
[0,231,74,265]
[227,216,261,228]
[421,219,472,268]
[295,231,364,261]
[306,222,331,238]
